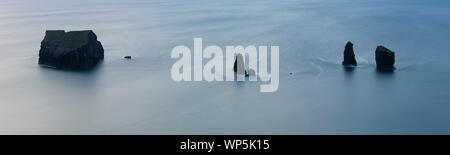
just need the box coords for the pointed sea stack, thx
[233,54,246,75]
[38,30,104,69]
[375,45,395,71]
[342,41,357,66]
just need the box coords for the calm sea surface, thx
[1,0,450,134]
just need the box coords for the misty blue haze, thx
[0,0,450,134]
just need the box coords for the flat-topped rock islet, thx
[38,30,104,69]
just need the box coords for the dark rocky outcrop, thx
[233,54,259,77]
[38,30,104,69]
[233,54,246,75]
[375,45,395,71]
[342,41,357,66]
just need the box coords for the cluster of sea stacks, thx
[37,30,396,72]
[342,41,395,71]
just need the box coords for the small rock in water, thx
[124,56,132,59]
[375,45,395,71]
[247,69,256,77]
[289,72,293,75]
[233,54,246,75]
[38,30,104,69]
[342,41,357,66]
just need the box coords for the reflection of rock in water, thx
[344,66,355,72]
[342,41,357,67]
[38,30,104,69]
[375,45,395,71]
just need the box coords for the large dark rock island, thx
[38,30,104,69]
[375,45,395,71]
[342,41,357,66]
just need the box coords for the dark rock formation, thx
[124,56,132,59]
[38,30,104,69]
[342,41,357,66]
[233,53,258,76]
[375,45,395,71]
[233,54,246,75]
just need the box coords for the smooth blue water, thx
[0,0,450,134]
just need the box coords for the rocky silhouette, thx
[342,41,357,66]
[375,45,395,71]
[38,30,104,69]
[233,54,246,75]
